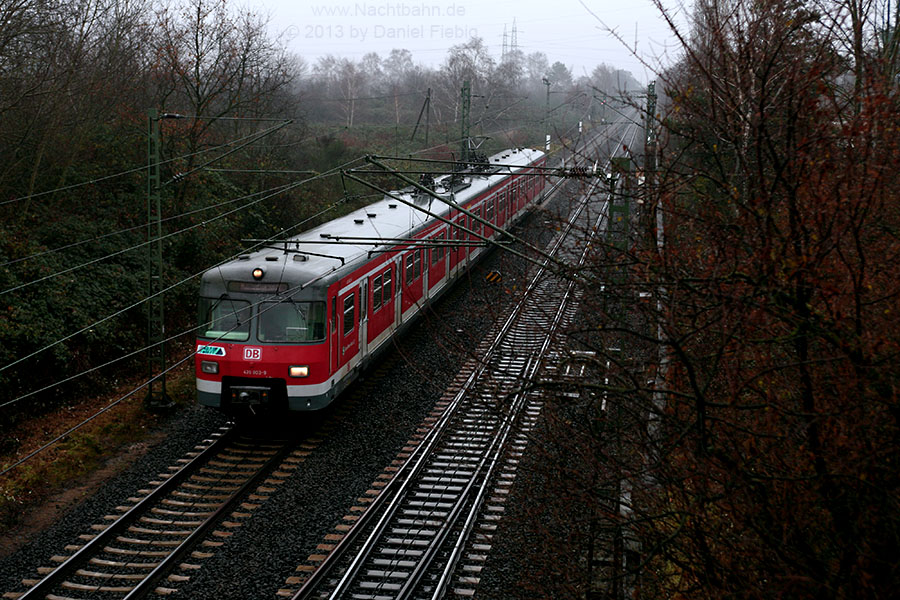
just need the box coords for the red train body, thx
[195,148,547,413]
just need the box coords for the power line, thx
[1,182,297,269]
[303,89,424,102]
[0,157,365,377]
[0,180,295,296]
[0,190,356,410]
[0,124,297,208]
[0,205,361,475]
[1,124,359,269]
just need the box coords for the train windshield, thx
[258,301,326,343]
[198,297,252,341]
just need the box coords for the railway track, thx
[290,123,640,600]
[7,425,303,600]
[3,119,640,600]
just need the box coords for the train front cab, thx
[195,282,335,414]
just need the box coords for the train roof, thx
[201,147,545,295]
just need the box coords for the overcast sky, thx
[258,0,687,84]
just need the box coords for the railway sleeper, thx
[371,559,417,569]
[102,546,169,557]
[383,537,432,547]
[151,508,215,518]
[423,469,474,478]
[359,581,402,591]
[417,484,464,493]
[139,516,205,527]
[407,501,454,510]
[161,498,221,508]
[60,580,134,594]
[73,570,144,581]
[389,528,437,537]
[411,492,460,501]
[363,570,410,579]
[115,536,182,547]
[88,559,158,569]
[396,518,443,527]
[421,476,469,484]
[126,526,193,537]
[401,509,449,518]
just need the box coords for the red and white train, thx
[195,147,547,413]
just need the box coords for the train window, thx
[372,274,383,311]
[383,267,392,301]
[331,296,336,335]
[199,297,252,341]
[431,232,444,264]
[405,253,414,286]
[437,232,446,261]
[473,207,481,236]
[258,301,326,342]
[343,293,355,335]
[486,198,494,222]
[414,250,422,279]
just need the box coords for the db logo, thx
[243,347,262,361]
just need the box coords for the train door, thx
[470,206,482,259]
[340,290,358,367]
[449,214,464,273]
[330,295,337,374]
[421,250,429,300]
[429,230,446,291]
[394,260,403,325]
[359,280,368,357]
[401,249,423,314]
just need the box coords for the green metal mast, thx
[146,108,171,410]
[460,80,471,164]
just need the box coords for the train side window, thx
[405,253,414,286]
[473,207,481,235]
[383,267,392,301]
[414,250,421,279]
[486,198,494,222]
[331,296,336,335]
[343,293,355,335]
[431,233,442,264]
[373,274,382,311]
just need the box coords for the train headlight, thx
[200,361,219,374]
[289,365,309,378]
[252,267,265,280]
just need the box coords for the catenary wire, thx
[0,157,366,377]
[0,122,298,208]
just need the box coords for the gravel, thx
[0,405,228,595]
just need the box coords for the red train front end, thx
[195,267,334,413]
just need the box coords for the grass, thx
[0,365,196,531]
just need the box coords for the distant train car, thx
[195,147,547,413]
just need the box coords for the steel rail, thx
[19,426,294,600]
[17,426,235,600]
[427,123,640,598]
[123,439,296,599]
